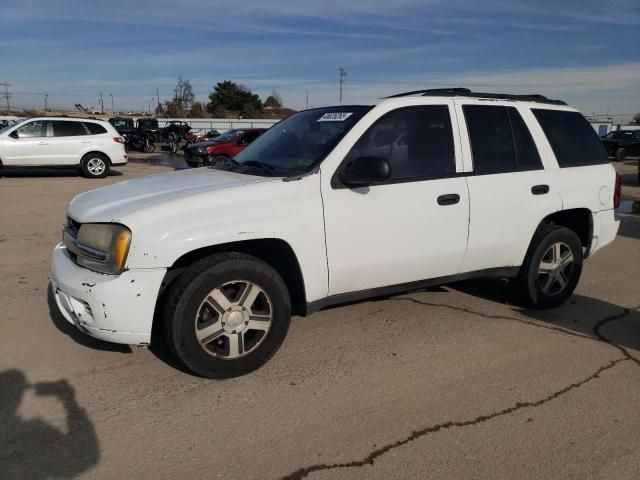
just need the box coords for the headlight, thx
[64,223,131,274]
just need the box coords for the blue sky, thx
[1,0,639,121]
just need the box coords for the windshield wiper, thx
[240,160,276,176]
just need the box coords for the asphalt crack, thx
[278,299,638,480]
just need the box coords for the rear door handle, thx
[80,140,91,144]
[38,141,49,145]
[437,194,460,206]
[531,184,549,195]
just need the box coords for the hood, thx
[68,168,271,223]
[187,140,226,149]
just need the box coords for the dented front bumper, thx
[50,243,166,345]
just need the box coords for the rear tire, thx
[514,225,583,309]
[144,141,155,153]
[615,147,627,162]
[163,253,291,378]
[80,153,110,179]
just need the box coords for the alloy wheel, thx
[537,242,574,296]
[87,157,106,176]
[194,280,273,359]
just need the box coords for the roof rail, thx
[385,88,566,105]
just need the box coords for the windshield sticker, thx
[317,112,353,122]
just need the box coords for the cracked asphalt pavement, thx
[1,163,639,479]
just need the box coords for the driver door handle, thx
[37,141,49,145]
[437,194,461,206]
[531,184,549,195]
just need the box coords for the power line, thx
[338,67,347,103]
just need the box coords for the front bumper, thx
[184,149,210,166]
[50,243,166,345]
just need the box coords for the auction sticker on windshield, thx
[318,112,353,122]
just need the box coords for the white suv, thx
[50,89,620,377]
[0,117,127,178]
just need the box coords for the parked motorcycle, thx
[161,131,181,154]
[123,132,155,153]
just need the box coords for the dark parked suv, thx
[601,130,640,161]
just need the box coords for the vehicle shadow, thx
[0,369,100,479]
[619,172,639,186]
[47,284,132,353]
[449,278,640,353]
[0,168,123,177]
[617,212,640,239]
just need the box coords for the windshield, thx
[214,129,244,142]
[605,131,633,139]
[231,106,372,175]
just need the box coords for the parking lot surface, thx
[1,163,639,479]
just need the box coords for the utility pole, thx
[44,94,48,112]
[156,88,160,110]
[338,67,347,103]
[110,93,114,114]
[99,91,104,114]
[306,89,309,109]
[152,97,155,114]
[0,83,11,115]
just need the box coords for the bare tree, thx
[173,76,195,111]
[264,89,283,109]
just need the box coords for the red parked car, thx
[183,128,267,167]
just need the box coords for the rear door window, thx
[51,121,88,137]
[507,108,542,171]
[463,105,542,173]
[463,105,516,174]
[532,109,607,167]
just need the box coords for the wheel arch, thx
[81,150,112,166]
[156,238,308,317]
[537,208,594,255]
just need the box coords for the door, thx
[48,120,94,166]
[3,120,50,166]
[230,130,261,156]
[322,103,470,295]
[456,102,562,273]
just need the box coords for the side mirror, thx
[9,130,18,139]
[340,156,391,188]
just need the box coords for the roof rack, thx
[385,88,566,106]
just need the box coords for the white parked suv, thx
[50,89,620,377]
[0,117,127,178]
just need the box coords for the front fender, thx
[121,174,329,302]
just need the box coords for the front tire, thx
[80,153,110,179]
[163,253,291,378]
[616,147,627,162]
[514,225,583,309]
[212,155,229,165]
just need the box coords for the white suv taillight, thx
[113,137,124,144]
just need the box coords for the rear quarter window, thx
[84,122,108,134]
[532,109,607,167]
